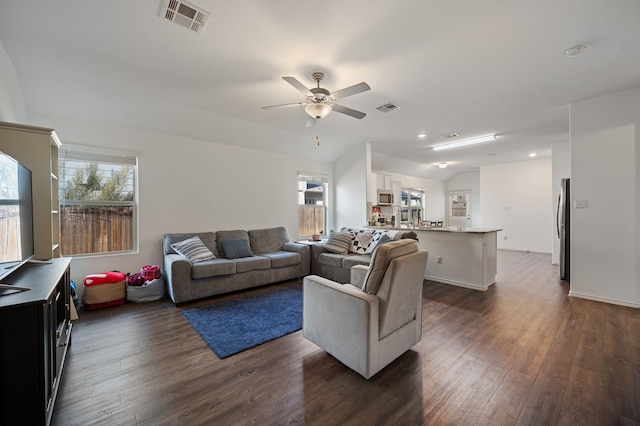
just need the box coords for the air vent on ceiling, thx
[376,102,402,113]
[161,0,210,34]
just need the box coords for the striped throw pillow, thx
[324,231,354,254]
[171,236,216,263]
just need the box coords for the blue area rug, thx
[182,284,302,359]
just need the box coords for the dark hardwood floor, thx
[52,250,640,425]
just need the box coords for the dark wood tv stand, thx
[0,258,72,425]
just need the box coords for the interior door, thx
[448,190,470,228]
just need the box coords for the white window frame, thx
[58,146,138,257]
[298,173,328,239]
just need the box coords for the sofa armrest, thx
[310,243,329,274]
[303,275,379,376]
[163,253,192,303]
[283,242,310,276]
[351,264,369,289]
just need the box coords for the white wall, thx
[334,143,368,229]
[551,142,570,264]
[0,41,26,123]
[446,171,480,227]
[569,88,639,308]
[480,159,553,253]
[28,112,333,292]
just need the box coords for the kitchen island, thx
[367,226,502,291]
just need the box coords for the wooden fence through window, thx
[60,205,133,255]
[298,205,325,237]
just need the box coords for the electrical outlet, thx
[436,256,443,264]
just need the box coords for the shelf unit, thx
[0,121,62,260]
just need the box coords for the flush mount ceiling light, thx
[432,134,496,151]
[438,162,448,168]
[529,152,537,157]
[305,103,332,119]
[565,43,589,57]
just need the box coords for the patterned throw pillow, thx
[341,227,374,254]
[171,236,216,263]
[324,231,354,254]
[365,230,391,254]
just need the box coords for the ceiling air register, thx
[161,0,210,34]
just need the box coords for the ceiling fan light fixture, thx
[432,134,496,151]
[305,103,332,119]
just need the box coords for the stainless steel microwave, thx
[377,190,394,205]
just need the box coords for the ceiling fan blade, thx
[305,116,317,127]
[331,82,371,100]
[282,76,311,96]
[332,104,366,119]
[261,102,305,110]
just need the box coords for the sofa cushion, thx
[233,256,271,273]
[191,258,236,279]
[318,252,347,268]
[362,239,419,294]
[342,254,372,269]
[216,230,250,257]
[324,231,354,254]
[171,236,216,263]
[164,232,218,257]
[222,239,254,259]
[263,251,301,268]
[248,227,288,254]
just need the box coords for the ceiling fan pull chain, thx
[316,134,320,146]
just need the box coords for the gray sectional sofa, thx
[163,227,309,305]
[310,227,418,284]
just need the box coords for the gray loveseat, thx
[163,227,309,305]
[310,227,418,284]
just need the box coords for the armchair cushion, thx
[362,239,419,294]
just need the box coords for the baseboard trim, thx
[424,275,494,291]
[568,290,640,309]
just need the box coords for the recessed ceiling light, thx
[438,162,448,168]
[529,153,537,158]
[565,43,589,57]
[418,133,427,139]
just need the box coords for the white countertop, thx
[366,225,502,234]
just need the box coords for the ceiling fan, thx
[262,72,371,127]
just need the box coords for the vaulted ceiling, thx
[1,0,639,179]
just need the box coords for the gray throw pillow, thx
[170,236,216,263]
[324,231,354,254]
[222,239,254,259]
[372,234,393,253]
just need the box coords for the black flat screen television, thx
[0,150,34,283]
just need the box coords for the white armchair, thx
[303,239,428,379]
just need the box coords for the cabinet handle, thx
[56,330,61,338]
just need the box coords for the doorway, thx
[448,190,470,228]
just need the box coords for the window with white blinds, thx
[58,148,138,256]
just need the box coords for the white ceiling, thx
[1,0,639,180]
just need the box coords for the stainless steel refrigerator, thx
[557,178,570,281]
